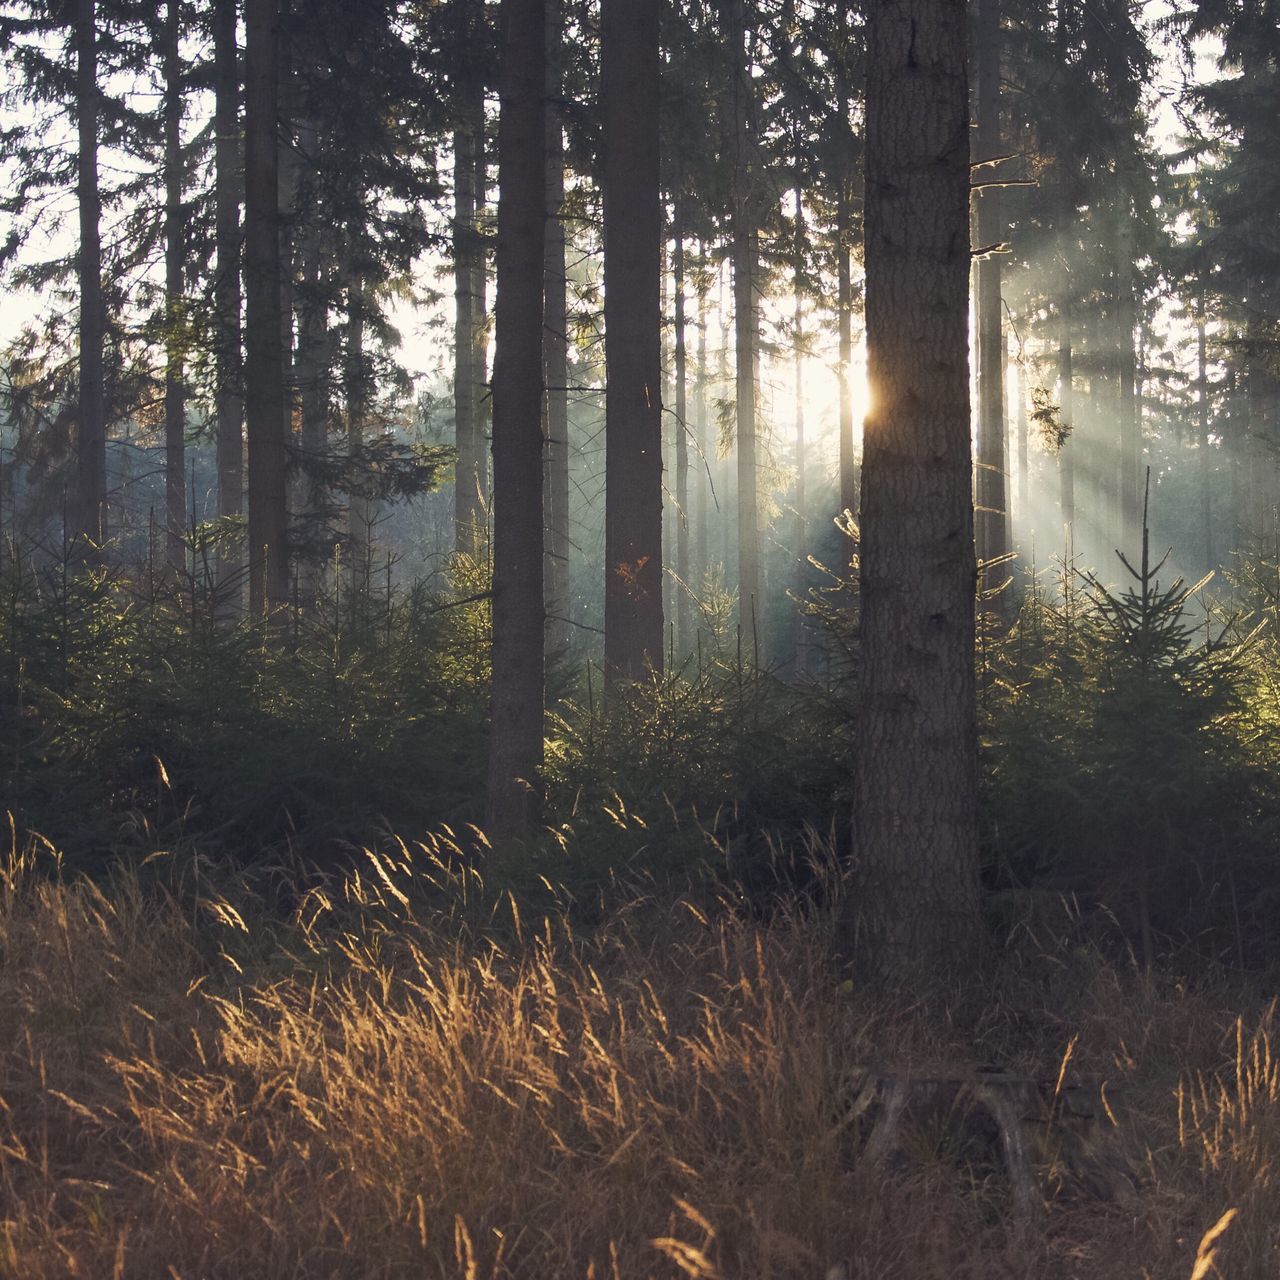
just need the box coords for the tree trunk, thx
[837,186,855,522]
[974,0,1008,588]
[453,0,487,555]
[1197,284,1212,566]
[345,268,369,585]
[793,178,808,674]
[1014,335,1028,543]
[164,0,186,576]
[1116,205,1140,552]
[1058,315,1075,537]
[214,0,244,602]
[730,0,759,653]
[485,0,546,835]
[244,0,288,615]
[673,204,690,654]
[694,241,709,592]
[75,0,106,552]
[602,0,663,682]
[848,0,982,977]
[544,0,571,661]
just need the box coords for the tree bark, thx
[214,0,244,602]
[694,241,709,591]
[602,0,663,682]
[345,268,369,585]
[837,187,855,522]
[164,0,186,575]
[245,0,288,615]
[75,0,106,552]
[1116,204,1140,552]
[793,178,808,674]
[674,204,690,654]
[485,0,546,835]
[453,0,487,555]
[730,0,759,653]
[1197,284,1212,566]
[543,0,571,661]
[974,0,1008,587]
[848,0,982,977]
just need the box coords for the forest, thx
[1,0,1279,1274]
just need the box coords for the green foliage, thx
[984,521,1274,961]
[0,539,491,869]
[537,649,849,904]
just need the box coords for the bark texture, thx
[485,0,547,834]
[214,0,244,600]
[602,0,663,682]
[974,0,1008,583]
[849,0,982,976]
[75,0,106,551]
[164,0,186,574]
[244,0,288,615]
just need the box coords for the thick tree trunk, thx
[543,0,571,661]
[75,0,106,552]
[214,0,244,601]
[673,206,690,654]
[164,0,186,575]
[602,0,663,682]
[974,0,1008,587]
[244,0,288,615]
[486,0,546,834]
[730,0,759,652]
[1014,336,1028,542]
[848,0,982,977]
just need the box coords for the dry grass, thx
[0,828,1277,1279]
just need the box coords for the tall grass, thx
[1,827,1276,1279]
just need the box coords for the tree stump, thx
[840,1065,1140,1221]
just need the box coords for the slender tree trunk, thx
[277,7,298,469]
[694,241,709,591]
[1058,314,1074,536]
[1197,285,1212,566]
[245,0,288,615]
[837,186,855,522]
[848,0,981,977]
[164,0,186,575]
[730,0,759,652]
[1117,205,1140,552]
[453,0,486,554]
[602,0,662,682]
[543,0,570,661]
[345,268,369,584]
[974,0,1008,587]
[214,0,244,601]
[793,178,808,673]
[75,0,106,552]
[473,109,491,517]
[486,0,546,834]
[544,0,570,649]
[673,204,690,654]
[1015,335,1028,541]
[296,225,329,591]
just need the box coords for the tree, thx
[162,0,186,574]
[485,0,546,834]
[848,0,982,975]
[213,0,244,600]
[602,0,663,682]
[244,0,288,615]
[75,0,107,552]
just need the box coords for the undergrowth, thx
[0,831,1277,1278]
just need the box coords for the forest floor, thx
[1,830,1276,1280]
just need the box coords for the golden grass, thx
[0,828,1277,1279]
